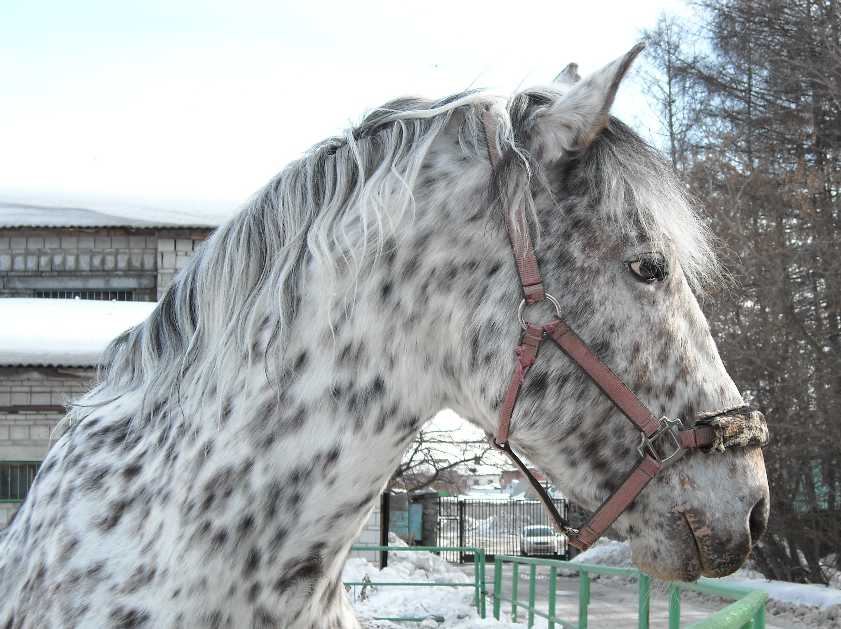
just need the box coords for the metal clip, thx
[638,417,685,465]
[517,293,562,330]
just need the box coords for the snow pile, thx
[722,575,841,609]
[344,535,525,628]
[571,538,633,568]
[0,299,156,366]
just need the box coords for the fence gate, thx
[437,497,568,563]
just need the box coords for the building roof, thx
[0,299,157,367]
[0,201,223,230]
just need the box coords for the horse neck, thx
[160,256,474,623]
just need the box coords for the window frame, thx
[0,461,41,503]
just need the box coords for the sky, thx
[0,0,688,218]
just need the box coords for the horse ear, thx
[536,43,644,158]
[553,63,581,86]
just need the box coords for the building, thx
[500,467,548,490]
[0,202,216,301]
[0,202,218,524]
[0,201,385,557]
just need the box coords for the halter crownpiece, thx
[480,107,769,551]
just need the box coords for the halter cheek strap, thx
[481,107,768,551]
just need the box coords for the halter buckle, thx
[638,417,685,465]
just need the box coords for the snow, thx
[0,189,237,227]
[0,201,224,229]
[0,298,156,366]
[344,536,840,628]
[722,576,841,609]
[571,538,634,569]
[344,535,525,628]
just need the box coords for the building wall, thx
[0,367,93,525]
[349,499,383,566]
[155,234,208,300]
[0,227,211,301]
[0,223,382,548]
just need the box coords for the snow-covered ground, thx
[343,536,525,628]
[344,538,840,628]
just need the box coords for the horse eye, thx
[627,252,668,283]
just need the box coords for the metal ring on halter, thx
[517,293,562,330]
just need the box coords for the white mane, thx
[68,87,717,428]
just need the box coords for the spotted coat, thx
[0,46,768,628]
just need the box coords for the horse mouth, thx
[682,509,750,578]
[682,510,710,578]
[633,509,748,581]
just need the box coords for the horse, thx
[0,45,769,628]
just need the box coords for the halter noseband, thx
[481,107,769,551]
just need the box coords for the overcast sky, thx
[0,1,687,217]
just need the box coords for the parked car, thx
[519,525,561,556]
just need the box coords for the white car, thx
[519,525,560,556]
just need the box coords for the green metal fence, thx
[346,545,487,623]
[491,554,768,629]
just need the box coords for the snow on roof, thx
[0,201,224,229]
[0,299,156,367]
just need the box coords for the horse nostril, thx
[748,495,768,545]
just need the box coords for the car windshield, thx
[525,526,553,537]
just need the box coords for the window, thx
[33,289,134,301]
[0,462,40,501]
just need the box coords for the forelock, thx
[568,118,721,291]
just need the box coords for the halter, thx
[481,108,769,551]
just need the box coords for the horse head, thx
[449,46,769,581]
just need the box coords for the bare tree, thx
[389,426,506,494]
[642,0,841,584]
[641,14,705,174]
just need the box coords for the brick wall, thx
[0,367,93,457]
[0,367,94,525]
[0,227,212,301]
[155,235,208,300]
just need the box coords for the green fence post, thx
[578,570,590,629]
[478,550,486,618]
[754,601,765,629]
[473,551,480,612]
[511,561,520,622]
[493,556,502,620]
[638,572,650,629]
[548,566,557,629]
[668,584,681,629]
[528,563,537,627]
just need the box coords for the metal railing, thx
[491,554,768,629]
[346,545,487,622]
[672,580,768,629]
[437,496,569,562]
